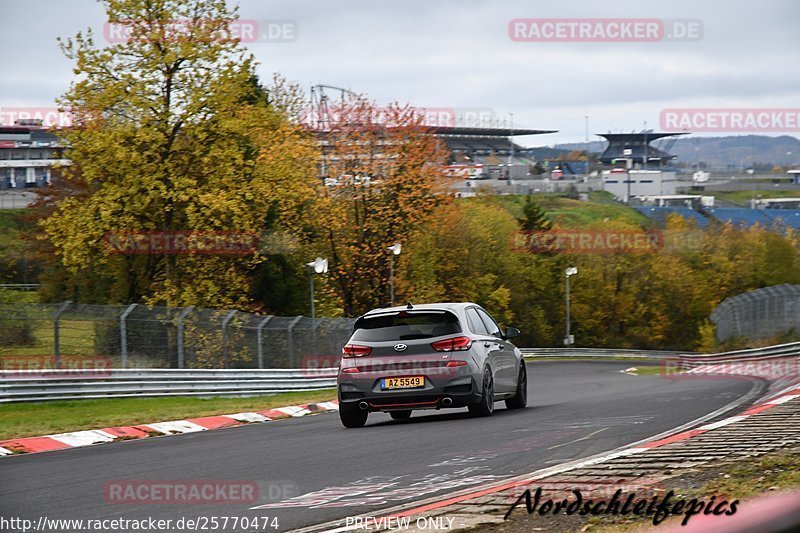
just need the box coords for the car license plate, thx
[381,376,425,390]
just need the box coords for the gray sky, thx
[1,0,798,144]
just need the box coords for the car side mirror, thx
[504,327,520,339]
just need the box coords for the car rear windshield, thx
[351,311,462,342]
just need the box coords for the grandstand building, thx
[598,132,687,168]
[0,120,68,189]
[429,126,556,179]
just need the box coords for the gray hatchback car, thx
[337,302,527,427]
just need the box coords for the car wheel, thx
[339,403,368,428]
[505,363,527,410]
[389,410,412,420]
[468,367,494,417]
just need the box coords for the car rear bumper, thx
[338,376,480,412]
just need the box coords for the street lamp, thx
[564,267,578,346]
[388,243,401,306]
[306,257,328,358]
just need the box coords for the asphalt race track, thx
[0,361,762,531]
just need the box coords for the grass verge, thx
[0,389,336,440]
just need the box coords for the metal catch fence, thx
[0,302,355,369]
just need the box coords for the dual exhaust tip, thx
[358,397,453,411]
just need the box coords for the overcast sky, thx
[1,0,798,145]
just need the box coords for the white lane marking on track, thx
[48,430,117,447]
[767,394,800,405]
[547,427,608,450]
[144,420,207,434]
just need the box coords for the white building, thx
[602,170,677,202]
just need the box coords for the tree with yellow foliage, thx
[39,0,318,308]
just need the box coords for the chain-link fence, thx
[0,302,355,369]
[710,284,800,343]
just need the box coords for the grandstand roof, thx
[598,131,688,165]
[430,126,556,137]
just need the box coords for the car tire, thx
[505,363,527,410]
[339,403,368,428]
[468,367,494,417]
[389,410,412,420]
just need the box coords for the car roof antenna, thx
[406,302,413,309]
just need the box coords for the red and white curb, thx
[299,382,800,532]
[0,400,339,457]
[390,384,800,515]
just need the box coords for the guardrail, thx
[2,342,798,403]
[520,347,678,359]
[521,341,800,362]
[0,368,337,403]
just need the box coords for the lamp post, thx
[565,266,578,346]
[306,257,328,358]
[388,243,402,306]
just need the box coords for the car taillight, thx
[445,360,468,367]
[342,344,372,357]
[341,366,360,373]
[431,336,472,352]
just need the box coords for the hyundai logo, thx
[394,343,408,352]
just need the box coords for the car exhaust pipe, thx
[441,397,453,407]
[358,401,369,411]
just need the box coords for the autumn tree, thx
[316,98,451,315]
[39,0,318,308]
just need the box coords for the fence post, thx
[287,316,303,368]
[256,315,273,369]
[53,301,72,368]
[221,310,238,368]
[119,303,137,369]
[176,306,194,369]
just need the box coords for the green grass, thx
[464,193,647,228]
[710,190,800,206]
[0,389,337,440]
